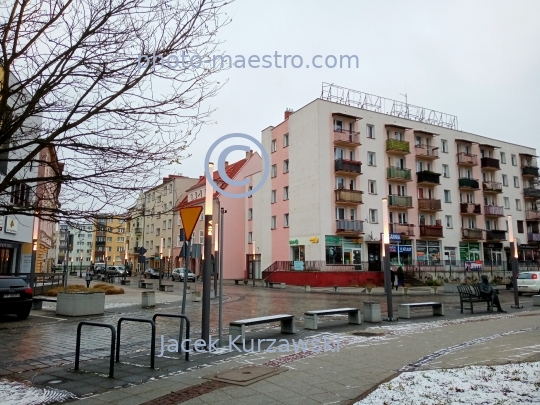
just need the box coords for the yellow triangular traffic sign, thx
[180,206,203,241]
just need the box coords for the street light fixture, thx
[382,198,397,321]
[217,207,226,348]
[507,215,522,308]
[252,240,256,287]
[160,237,164,288]
[202,162,214,348]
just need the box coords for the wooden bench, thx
[398,302,444,319]
[229,314,296,341]
[457,285,492,313]
[304,307,361,330]
[32,297,57,310]
[159,285,174,292]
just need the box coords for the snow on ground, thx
[0,378,75,405]
[355,362,540,405]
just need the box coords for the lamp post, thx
[30,215,39,290]
[507,215,522,308]
[214,223,218,297]
[252,240,256,287]
[168,247,171,278]
[202,162,214,348]
[218,207,226,348]
[159,237,164,288]
[382,198,397,321]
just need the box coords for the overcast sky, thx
[161,0,540,181]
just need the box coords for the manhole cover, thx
[205,366,285,386]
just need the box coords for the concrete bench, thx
[398,302,444,319]
[120,279,130,286]
[159,285,174,292]
[304,307,361,330]
[139,281,154,289]
[32,297,57,310]
[229,314,296,341]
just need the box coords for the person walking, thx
[396,265,405,290]
[85,268,92,288]
[390,268,396,291]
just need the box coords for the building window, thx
[248,185,253,198]
[283,186,289,200]
[445,215,452,228]
[248,208,253,220]
[271,139,277,153]
[514,176,520,188]
[504,197,510,209]
[271,190,276,203]
[502,174,508,186]
[199,230,204,244]
[117,237,124,242]
[271,216,277,229]
[248,232,253,243]
[369,209,378,223]
[368,180,376,194]
[441,140,448,153]
[517,220,524,233]
[511,154,517,166]
[441,164,449,178]
[516,199,522,211]
[271,164,277,178]
[367,152,376,166]
[500,152,506,164]
[106,237,112,242]
[283,133,289,147]
[444,190,451,203]
[10,183,32,207]
[284,213,289,227]
[283,159,289,173]
[366,124,374,139]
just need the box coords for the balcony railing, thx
[386,139,410,154]
[334,159,362,174]
[462,228,483,240]
[484,205,504,216]
[417,171,441,184]
[415,144,438,158]
[95,240,106,246]
[388,195,413,207]
[486,230,506,241]
[457,152,478,165]
[134,227,143,234]
[526,210,540,221]
[460,203,481,214]
[528,233,540,242]
[336,219,364,233]
[480,157,500,170]
[387,167,412,181]
[419,225,443,238]
[458,178,480,189]
[335,189,363,204]
[482,181,502,193]
[390,223,415,236]
[522,166,539,177]
[524,188,540,199]
[334,129,361,146]
[418,198,441,211]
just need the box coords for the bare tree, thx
[0,0,231,223]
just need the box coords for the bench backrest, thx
[457,285,472,294]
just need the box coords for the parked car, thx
[116,266,132,277]
[517,272,540,295]
[0,277,33,320]
[171,268,196,282]
[144,268,162,279]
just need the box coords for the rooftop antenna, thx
[400,92,409,119]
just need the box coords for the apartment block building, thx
[92,215,127,265]
[256,84,539,273]
[57,222,94,268]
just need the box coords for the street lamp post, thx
[202,162,214,348]
[214,223,218,297]
[382,198,397,321]
[159,237,164,288]
[507,215,523,308]
[218,207,226,348]
[252,240,256,287]
[30,215,39,289]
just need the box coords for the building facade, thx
[56,222,94,269]
[92,215,127,265]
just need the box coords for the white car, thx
[171,268,196,282]
[517,272,540,295]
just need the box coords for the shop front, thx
[483,242,503,267]
[459,242,481,262]
[325,235,362,268]
[0,241,19,274]
[389,239,413,266]
[416,240,441,265]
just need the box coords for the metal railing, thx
[482,181,502,193]
[334,158,362,174]
[481,157,500,170]
[335,189,363,204]
[390,223,415,236]
[116,317,156,368]
[333,129,361,145]
[460,203,481,214]
[418,198,441,210]
[486,230,506,241]
[336,219,364,233]
[16,272,65,296]
[388,195,413,207]
[415,144,439,158]
[522,166,539,177]
[528,232,540,242]
[417,171,440,184]
[387,166,412,180]
[526,210,540,220]
[457,152,477,165]
[75,322,116,378]
[484,205,504,216]
[386,139,410,153]
[458,178,480,189]
[419,225,443,237]
[461,228,483,239]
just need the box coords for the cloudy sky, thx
[163,0,540,180]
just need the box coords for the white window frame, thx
[368,180,376,194]
[284,213,289,227]
[504,197,510,209]
[516,199,522,211]
[442,164,449,178]
[283,159,289,173]
[514,176,520,188]
[366,124,374,139]
[271,216,277,229]
[445,215,452,229]
[369,209,378,223]
[248,232,253,243]
[248,208,253,220]
[367,152,376,166]
[500,152,506,164]
[444,190,451,203]
[283,134,289,147]
[441,140,448,153]
[271,139,277,153]
[283,186,289,200]
[511,154,517,166]
[271,164,277,178]
[271,190,277,203]
[502,174,508,186]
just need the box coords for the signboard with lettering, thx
[465,260,482,271]
[5,216,18,234]
[380,233,401,242]
[309,237,319,243]
[289,239,299,245]
[325,236,341,244]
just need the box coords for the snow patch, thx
[0,379,75,405]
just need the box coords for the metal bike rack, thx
[116,317,156,368]
[152,314,190,361]
[75,321,116,378]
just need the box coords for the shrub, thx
[45,283,124,296]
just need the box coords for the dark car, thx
[0,277,33,320]
[143,268,162,279]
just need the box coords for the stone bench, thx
[159,285,174,292]
[229,314,296,341]
[120,279,130,286]
[304,307,361,330]
[138,281,154,289]
[398,302,444,319]
[32,297,57,310]
[533,295,540,306]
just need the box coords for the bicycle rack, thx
[75,321,116,378]
[152,314,190,361]
[116,317,156,368]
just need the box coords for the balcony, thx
[482,181,503,193]
[334,159,362,175]
[334,129,361,147]
[526,210,540,221]
[480,157,500,171]
[460,203,481,214]
[415,144,439,159]
[524,188,540,199]
[390,223,415,237]
[458,178,480,190]
[457,152,478,166]
[522,166,539,178]
[388,195,413,208]
[335,219,364,234]
[418,198,442,211]
[462,228,483,240]
[387,167,412,182]
[95,240,106,246]
[528,233,540,243]
[486,230,506,241]
[386,139,410,155]
[335,189,363,204]
[484,205,504,217]
[419,225,443,238]
[135,227,143,235]
[96,231,106,237]
[133,247,141,253]
[417,171,441,185]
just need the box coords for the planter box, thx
[192,291,201,302]
[363,301,381,323]
[56,292,105,316]
[142,291,155,307]
[443,283,459,293]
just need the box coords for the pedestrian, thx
[85,268,92,288]
[396,266,405,290]
[478,275,506,313]
[390,268,396,290]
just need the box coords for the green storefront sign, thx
[325,236,341,244]
[289,239,299,245]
